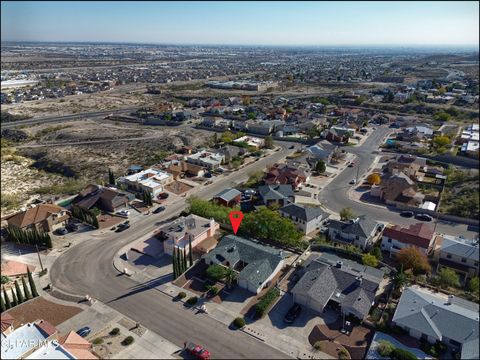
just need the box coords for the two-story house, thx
[381,223,436,256]
[328,216,383,250]
[433,235,479,281]
[279,203,329,234]
[6,204,70,233]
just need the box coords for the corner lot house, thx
[6,204,70,233]
[72,184,132,213]
[328,216,383,250]
[381,223,435,256]
[279,203,329,234]
[120,168,173,197]
[433,235,479,280]
[392,286,479,360]
[292,253,383,320]
[203,235,284,294]
[186,150,224,170]
[158,215,219,256]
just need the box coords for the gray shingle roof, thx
[393,286,479,359]
[292,254,381,318]
[214,188,242,202]
[203,235,283,289]
[440,235,479,261]
[279,203,329,222]
[328,215,380,238]
[258,184,294,202]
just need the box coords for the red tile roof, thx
[1,313,15,333]
[35,320,58,337]
[383,223,434,248]
[0,260,36,277]
[7,204,65,229]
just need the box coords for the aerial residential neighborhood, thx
[1,1,479,360]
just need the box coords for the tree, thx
[45,233,53,249]
[367,173,381,185]
[468,277,479,296]
[206,264,227,281]
[11,288,18,307]
[224,268,237,289]
[354,96,366,106]
[362,253,379,268]
[339,207,356,221]
[142,190,153,207]
[14,280,24,304]
[370,246,383,261]
[182,248,187,271]
[21,276,32,300]
[433,111,451,122]
[436,268,460,288]
[27,268,38,297]
[433,136,451,148]
[1,293,5,313]
[3,287,11,310]
[108,168,115,185]
[315,160,326,174]
[264,136,274,149]
[397,247,431,274]
[188,238,193,267]
[306,127,319,140]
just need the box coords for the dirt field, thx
[5,296,83,327]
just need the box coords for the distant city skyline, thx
[2,1,479,46]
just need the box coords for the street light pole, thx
[35,244,44,272]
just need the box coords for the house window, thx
[356,236,359,240]
[475,262,478,267]
[461,258,467,263]
[387,238,392,243]
[446,254,452,259]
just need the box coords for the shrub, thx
[435,341,447,354]
[206,264,227,281]
[177,291,187,299]
[390,348,417,360]
[255,288,280,317]
[313,341,322,351]
[121,336,134,346]
[338,348,350,360]
[1,276,10,284]
[208,286,219,295]
[92,338,104,345]
[109,327,120,336]
[377,340,394,357]
[233,317,246,328]
[186,296,198,305]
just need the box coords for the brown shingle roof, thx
[384,223,434,248]
[7,204,64,228]
[1,313,15,333]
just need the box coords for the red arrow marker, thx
[229,211,244,235]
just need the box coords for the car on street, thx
[348,162,355,167]
[115,223,130,232]
[400,211,414,218]
[349,179,356,185]
[66,222,79,232]
[204,172,212,178]
[153,206,166,214]
[117,210,130,216]
[55,227,68,235]
[415,213,433,222]
[284,303,302,324]
[157,192,169,199]
[184,342,211,360]
[76,326,91,338]
[289,145,295,149]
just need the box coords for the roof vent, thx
[336,260,343,268]
[227,245,236,253]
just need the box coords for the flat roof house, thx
[292,253,383,320]
[186,151,224,170]
[328,216,383,250]
[381,223,436,256]
[120,168,173,197]
[203,235,284,294]
[158,214,219,256]
[392,286,479,359]
[279,203,329,235]
[433,235,479,280]
[6,204,70,233]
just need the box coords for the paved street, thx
[318,126,479,238]
[50,143,294,359]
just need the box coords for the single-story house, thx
[213,188,242,207]
[203,235,284,294]
[392,286,479,360]
[6,204,70,233]
[258,184,294,207]
[265,163,311,189]
[279,203,329,234]
[292,253,383,319]
[72,184,133,213]
[328,216,383,250]
[119,168,173,197]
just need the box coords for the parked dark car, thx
[55,227,68,235]
[400,211,414,218]
[284,303,302,324]
[289,145,295,149]
[415,213,433,222]
[115,223,130,232]
[153,206,166,214]
[76,326,91,338]
[67,222,79,231]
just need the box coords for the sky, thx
[1,1,479,46]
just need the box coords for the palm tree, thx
[393,265,407,291]
[224,268,237,289]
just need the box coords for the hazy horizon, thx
[2,1,479,46]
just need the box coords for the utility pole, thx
[356,162,360,184]
[35,244,44,272]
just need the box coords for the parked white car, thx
[117,210,130,216]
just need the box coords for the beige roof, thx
[0,260,36,276]
[7,204,64,228]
